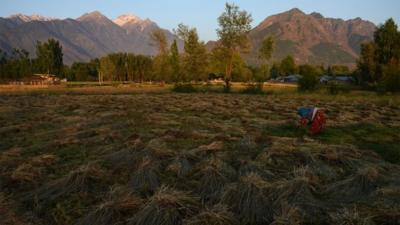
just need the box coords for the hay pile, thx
[256,137,315,169]
[166,154,193,177]
[271,203,303,225]
[130,158,160,194]
[325,166,382,203]
[271,167,325,223]
[10,154,58,185]
[130,186,199,225]
[194,157,236,203]
[329,207,375,225]
[184,204,239,225]
[22,164,106,204]
[75,186,143,225]
[238,160,276,180]
[145,138,175,159]
[222,173,273,225]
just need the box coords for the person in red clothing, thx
[297,107,326,135]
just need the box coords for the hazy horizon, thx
[1,0,399,41]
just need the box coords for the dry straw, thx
[75,186,143,225]
[194,157,236,203]
[129,186,199,225]
[183,204,239,225]
[222,172,273,225]
[130,157,160,195]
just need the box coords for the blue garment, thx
[298,107,314,120]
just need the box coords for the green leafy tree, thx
[382,62,400,92]
[69,61,98,81]
[374,18,400,65]
[357,42,376,84]
[257,36,274,84]
[135,55,153,83]
[169,40,181,83]
[12,49,32,80]
[150,29,170,81]
[217,3,252,91]
[330,65,350,76]
[36,39,63,76]
[280,55,297,76]
[356,18,400,91]
[126,53,137,82]
[270,63,281,79]
[99,55,116,81]
[176,24,208,82]
[0,50,6,80]
[298,64,319,91]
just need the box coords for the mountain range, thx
[0,11,181,64]
[0,9,376,66]
[247,8,376,66]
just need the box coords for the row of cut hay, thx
[166,154,194,178]
[328,206,375,225]
[75,186,144,225]
[41,135,398,224]
[270,167,327,224]
[183,204,239,225]
[324,166,383,203]
[11,154,58,183]
[130,157,161,195]
[253,137,391,183]
[1,152,58,191]
[255,137,317,171]
[102,138,146,172]
[145,138,176,159]
[193,157,236,203]
[20,163,107,207]
[237,160,276,180]
[167,150,199,177]
[222,173,273,225]
[129,186,199,225]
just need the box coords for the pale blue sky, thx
[1,0,399,41]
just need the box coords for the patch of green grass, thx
[262,124,306,138]
[318,123,400,163]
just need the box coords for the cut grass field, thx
[0,85,399,224]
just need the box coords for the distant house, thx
[272,74,302,83]
[9,74,65,85]
[283,74,302,83]
[319,75,354,85]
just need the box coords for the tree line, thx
[0,3,399,92]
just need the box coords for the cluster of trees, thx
[357,18,400,91]
[0,39,63,81]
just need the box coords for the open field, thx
[0,82,298,95]
[1,86,400,224]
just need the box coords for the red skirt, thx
[310,110,326,135]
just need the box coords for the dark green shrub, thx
[172,83,197,93]
[241,83,264,94]
[382,63,400,92]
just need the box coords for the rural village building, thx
[8,74,65,85]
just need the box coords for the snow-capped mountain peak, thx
[9,14,55,23]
